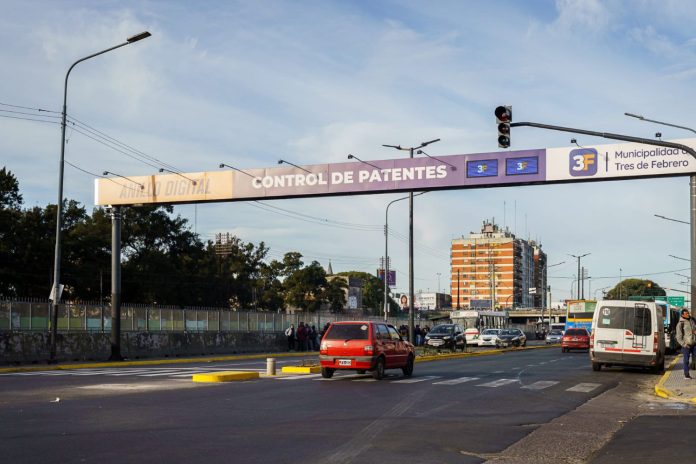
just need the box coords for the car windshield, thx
[500,330,516,335]
[565,329,587,336]
[482,329,500,335]
[548,330,563,336]
[430,325,455,335]
[324,323,369,340]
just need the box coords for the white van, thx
[590,300,665,373]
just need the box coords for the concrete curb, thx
[654,356,696,403]
[281,366,321,374]
[0,351,318,374]
[192,371,260,383]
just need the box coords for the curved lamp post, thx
[50,31,151,362]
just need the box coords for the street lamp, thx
[382,138,440,342]
[569,253,590,300]
[383,192,427,321]
[50,31,151,362]
[627,112,696,311]
[219,163,255,178]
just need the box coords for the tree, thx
[284,261,327,312]
[605,279,666,300]
[0,168,23,296]
[323,277,348,312]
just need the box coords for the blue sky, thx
[2,0,696,303]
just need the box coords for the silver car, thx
[478,328,502,347]
[545,330,563,344]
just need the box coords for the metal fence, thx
[0,299,411,333]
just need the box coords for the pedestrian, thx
[415,325,422,346]
[285,324,295,351]
[297,322,308,352]
[676,308,696,379]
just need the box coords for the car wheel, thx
[372,357,385,380]
[321,367,334,379]
[592,362,601,371]
[402,355,414,377]
[653,359,665,374]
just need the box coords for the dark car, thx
[495,328,527,348]
[424,324,467,352]
[319,321,415,380]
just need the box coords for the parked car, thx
[319,321,415,380]
[495,328,527,348]
[561,328,591,352]
[478,328,503,347]
[424,324,467,352]
[545,330,564,344]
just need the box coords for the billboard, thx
[95,138,696,206]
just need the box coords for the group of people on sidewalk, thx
[677,308,696,379]
[284,322,328,352]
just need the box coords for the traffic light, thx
[495,105,512,148]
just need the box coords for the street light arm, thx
[625,112,696,135]
[510,121,696,159]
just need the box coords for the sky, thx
[2,0,696,304]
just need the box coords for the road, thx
[1,347,693,463]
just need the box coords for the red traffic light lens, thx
[495,106,511,122]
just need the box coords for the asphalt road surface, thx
[1,347,692,463]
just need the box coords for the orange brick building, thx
[451,221,547,310]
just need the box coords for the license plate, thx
[338,359,352,366]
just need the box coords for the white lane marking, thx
[391,376,441,384]
[276,374,323,380]
[567,382,601,393]
[136,370,198,377]
[521,380,559,390]
[493,371,504,374]
[511,367,522,370]
[477,378,518,388]
[433,376,480,385]
[314,374,372,382]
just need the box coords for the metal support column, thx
[691,176,696,307]
[109,206,123,361]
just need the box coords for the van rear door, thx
[622,303,655,362]
[594,304,628,361]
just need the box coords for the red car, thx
[319,321,415,380]
[561,328,591,352]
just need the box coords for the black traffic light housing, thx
[495,105,512,148]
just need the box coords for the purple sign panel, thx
[377,269,396,286]
[232,149,547,200]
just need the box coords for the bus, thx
[450,309,509,346]
[565,300,597,333]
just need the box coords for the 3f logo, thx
[569,148,598,176]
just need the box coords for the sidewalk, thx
[655,355,696,404]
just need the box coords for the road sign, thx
[667,296,685,307]
[529,287,537,294]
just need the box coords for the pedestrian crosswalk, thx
[0,367,603,394]
[306,373,601,393]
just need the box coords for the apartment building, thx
[451,221,547,310]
